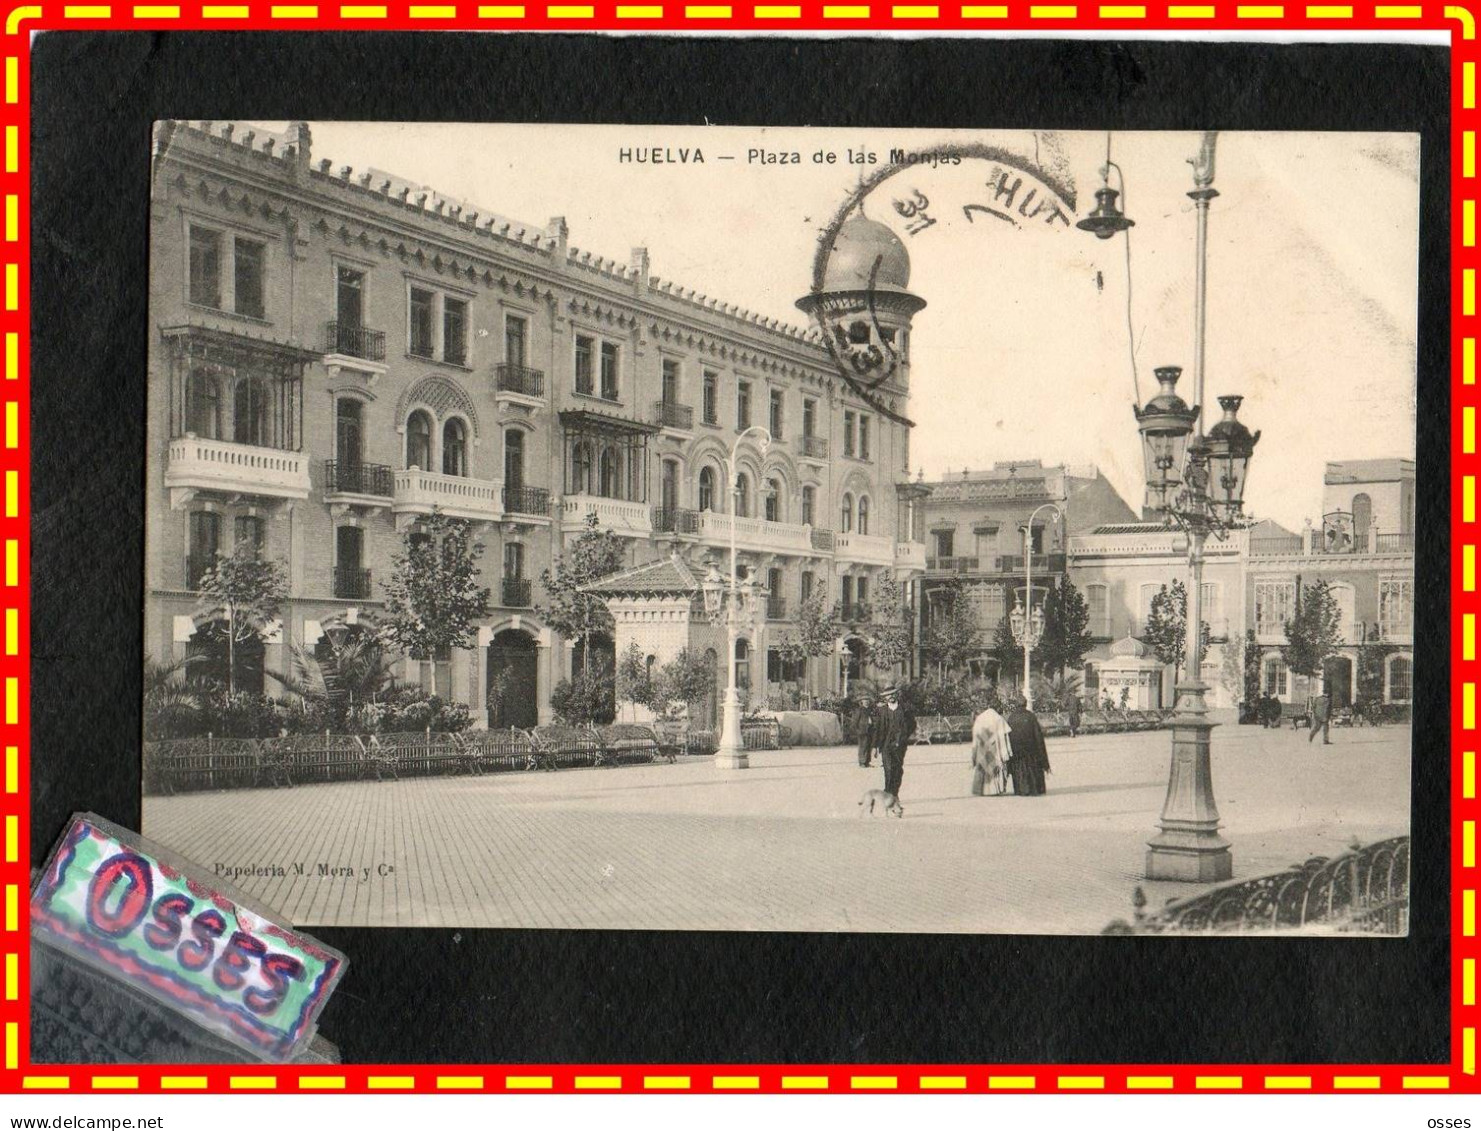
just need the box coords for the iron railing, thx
[502,485,552,516]
[653,505,700,534]
[502,577,533,608]
[927,556,981,572]
[767,596,787,620]
[1001,553,1067,574]
[1103,836,1410,935]
[801,435,829,459]
[840,602,871,623]
[325,460,394,497]
[1249,535,1304,556]
[810,527,835,551]
[495,362,545,398]
[653,400,694,430]
[334,567,371,600]
[184,554,214,591]
[323,321,386,362]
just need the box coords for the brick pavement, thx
[140,722,1411,934]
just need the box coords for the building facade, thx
[916,461,1137,678]
[146,120,926,727]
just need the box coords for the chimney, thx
[285,121,312,172]
[631,246,650,282]
[547,216,569,256]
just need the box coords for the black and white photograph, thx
[138,120,1417,936]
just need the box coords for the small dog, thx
[858,789,904,818]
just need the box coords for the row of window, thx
[1253,578,1413,637]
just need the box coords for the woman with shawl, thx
[970,705,1013,796]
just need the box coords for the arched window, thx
[802,485,816,527]
[841,493,854,534]
[857,495,870,535]
[1386,654,1413,703]
[406,410,433,470]
[186,370,221,439]
[699,466,716,512]
[1352,492,1373,548]
[735,473,751,518]
[765,477,781,522]
[233,377,271,446]
[599,446,621,498]
[571,441,594,494]
[442,418,467,477]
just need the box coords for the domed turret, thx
[821,215,914,294]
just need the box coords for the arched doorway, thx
[487,629,538,730]
[1323,655,1355,709]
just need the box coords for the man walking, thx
[1309,688,1333,745]
[1067,693,1082,738]
[854,694,879,768]
[876,685,915,799]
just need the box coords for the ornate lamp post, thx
[700,425,772,769]
[1092,130,1261,882]
[1010,502,1063,709]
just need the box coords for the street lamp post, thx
[1089,131,1261,882]
[1010,502,1063,710]
[704,425,772,770]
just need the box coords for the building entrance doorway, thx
[1323,655,1354,709]
[487,629,538,729]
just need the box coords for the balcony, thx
[334,567,372,600]
[767,596,788,620]
[184,554,213,591]
[653,400,694,432]
[165,436,312,509]
[801,435,829,461]
[810,527,835,552]
[695,510,813,556]
[894,542,927,572]
[927,555,981,573]
[502,577,533,608]
[503,485,552,519]
[840,602,871,624]
[653,505,700,535]
[494,363,545,400]
[1000,553,1067,574]
[391,468,501,529]
[323,321,386,363]
[560,495,654,536]
[835,531,894,567]
[1374,532,1415,553]
[324,460,394,499]
[1379,620,1413,645]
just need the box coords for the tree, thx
[539,511,626,663]
[549,660,615,725]
[378,508,492,698]
[776,589,841,697]
[615,641,653,722]
[920,578,982,679]
[1141,579,1211,678]
[1284,578,1344,679]
[651,647,716,719]
[194,550,289,695]
[1038,576,1094,678]
[866,575,913,674]
[1355,623,1391,712]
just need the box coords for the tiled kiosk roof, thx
[583,555,703,598]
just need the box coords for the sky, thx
[257,123,1419,531]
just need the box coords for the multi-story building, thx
[1245,460,1416,709]
[145,120,926,727]
[916,461,1137,678]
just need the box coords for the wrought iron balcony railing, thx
[1000,553,1067,574]
[767,596,787,620]
[801,435,829,459]
[653,400,695,430]
[927,556,981,572]
[652,505,700,534]
[502,485,552,517]
[502,577,533,608]
[324,321,386,362]
[810,527,835,552]
[325,460,394,497]
[840,602,871,623]
[495,363,545,398]
[184,554,214,591]
[334,567,372,600]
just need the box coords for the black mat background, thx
[28,34,1449,1066]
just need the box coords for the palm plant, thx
[268,631,398,726]
[143,655,203,739]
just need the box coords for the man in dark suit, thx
[876,684,916,799]
[854,694,880,767]
[1309,688,1333,745]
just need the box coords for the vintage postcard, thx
[139,122,1416,935]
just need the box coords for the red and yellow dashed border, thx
[0,9,1473,1096]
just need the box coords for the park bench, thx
[595,724,663,766]
[1280,702,1312,729]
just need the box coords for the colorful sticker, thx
[31,814,344,1061]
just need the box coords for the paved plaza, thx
[141,721,1411,934]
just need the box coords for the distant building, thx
[917,461,1137,679]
